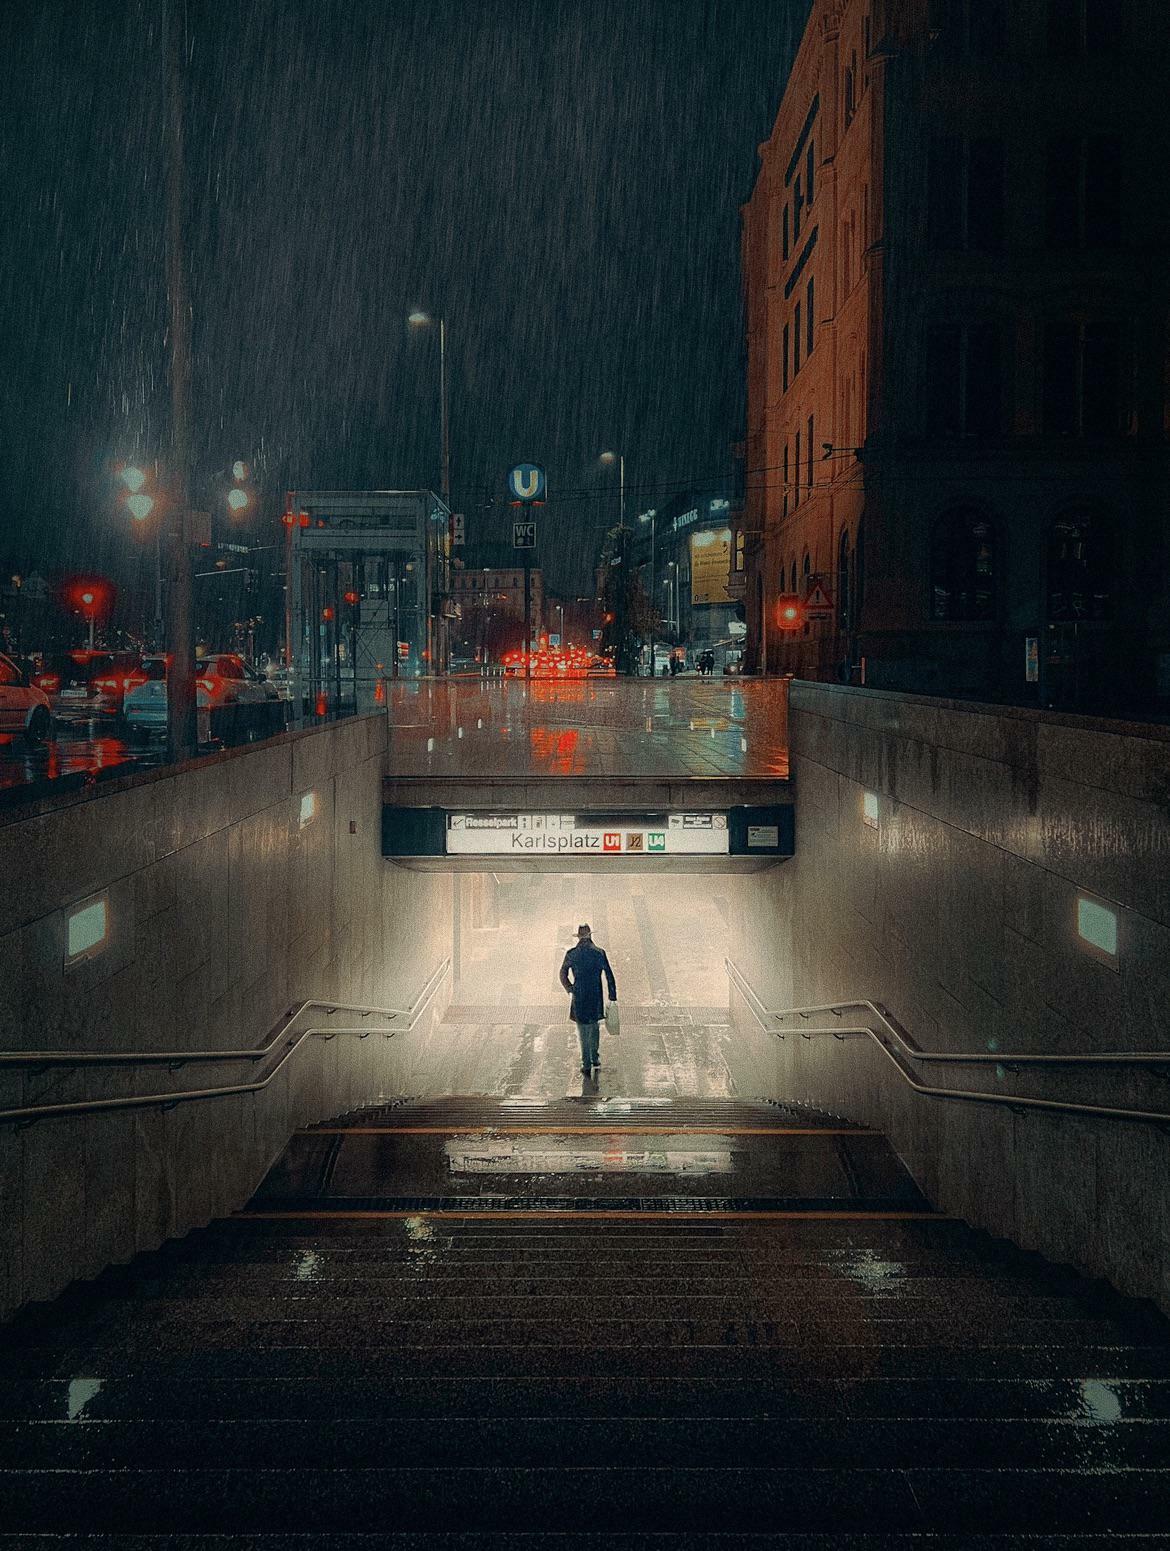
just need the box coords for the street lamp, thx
[639,507,657,672]
[408,312,450,503]
[600,451,629,671]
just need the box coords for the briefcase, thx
[605,1003,620,1037]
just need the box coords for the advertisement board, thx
[445,812,730,857]
[690,530,733,605]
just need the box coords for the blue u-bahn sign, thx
[507,463,547,503]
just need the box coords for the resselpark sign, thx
[507,463,547,503]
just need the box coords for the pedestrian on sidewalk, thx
[559,923,617,1076]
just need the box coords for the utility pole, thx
[523,551,532,683]
[164,0,196,760]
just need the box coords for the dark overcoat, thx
[559,940,617,1024]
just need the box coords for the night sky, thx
[0,0,806,597]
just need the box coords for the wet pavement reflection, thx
[0,727,161,800]
[387,677,789,778]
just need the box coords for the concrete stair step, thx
[7,1374,1170,1424]
[3,1313,1135,1357]
[98,1279,1107,1316]
[5,1415,1169,1472]
[2,1463,1169,1536]
[0,1537,1162,1551]
[5,1344,1169,1385]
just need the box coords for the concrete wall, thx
[732,683,1170,1312]
[0,716,453,1319]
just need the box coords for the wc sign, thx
[507,463,547,504]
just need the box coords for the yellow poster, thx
[690,531,732,605]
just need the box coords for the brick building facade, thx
[741,0,1170,710]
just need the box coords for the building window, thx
[790,560,797,592]
[1043,319,1123,437]
[793,302,802,373]
[855,517,866,613]
[930,509,997,621]
[1046,137,1122,247]
[807,414,814,488]
[930,0,1008,55]
[1048,0,1125,56]
[928,136,1004,251]
[794,429,801,507]
[793,175,803,242]
[926,320,1003,439]
[782,323,790,391]
[843,59,856,127]
[802,552,811,584]
[782,442,790,516]
[782,204,790,261]
[735,531,746,572]
[837,528,853,632]
[806,141,815,206]
[1047,507,1113,621]
[806,276,815,358]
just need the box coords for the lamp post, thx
[600,451,629,672]
[409,311,451,674]
[639,507,656,673]
[408,312,450,503]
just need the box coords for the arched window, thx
[855,518,866,614]
[1047,506,1112,621]
[838,528,853,631]
[802,551,811,582]
[789,560,797,593]
[930,509,996,620]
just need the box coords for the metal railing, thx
[0,957,451,1127]
[725,958,1170,1127]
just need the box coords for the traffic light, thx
[227,460,251,517]
[117,462,156,523]
[774,594,804,631]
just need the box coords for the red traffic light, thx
[321,606,335,622]
[343,590,360,606]
[62,576,114,616]
[774,594,804,631]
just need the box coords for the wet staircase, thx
[2,1096,1169,1543]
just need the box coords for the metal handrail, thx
[0,957,451,1127]
[0,960,450,1070]
[725,958,1170,1127]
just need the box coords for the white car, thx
[124,654,280,741]
[0,652,53,741]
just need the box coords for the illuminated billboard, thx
[690,529,733,604]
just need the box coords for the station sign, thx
[445,812,730,857]
[507,464,547,503]
[382,804,793,862]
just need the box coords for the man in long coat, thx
[559,924,618,1076]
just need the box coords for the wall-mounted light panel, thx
[862,791,879,829]
[299,792,316,829]
[66,895,108,966]
[1076,895,1119,967]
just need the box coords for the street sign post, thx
[512,517,537,682]
[451,513,465,546]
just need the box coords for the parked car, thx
[31,650,143,722]
[124,653,282,743]
[0,652,53,741]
